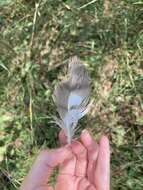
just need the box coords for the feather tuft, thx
[53,56,91,144]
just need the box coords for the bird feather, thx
[53,56,90,143]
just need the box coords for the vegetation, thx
[0,0,143,189]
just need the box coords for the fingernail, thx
[82,129,90,136]
[82,129,87,133]
[81,129,93,145]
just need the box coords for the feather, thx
[53,56,91,144]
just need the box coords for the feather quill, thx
[53,56,90,144]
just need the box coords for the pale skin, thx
[20,129,110,190]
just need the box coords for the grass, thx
[0,0,143,189]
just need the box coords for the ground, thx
[0,0,143,189]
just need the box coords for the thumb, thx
[20,147,72,190]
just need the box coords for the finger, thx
[80,129,99,184]
[94,136,110,190]
[58,145,76,176]
[59,129,67,146]
[20,147,72,190]
[70,140,87,177]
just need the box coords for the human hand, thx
[20,130,110,190]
